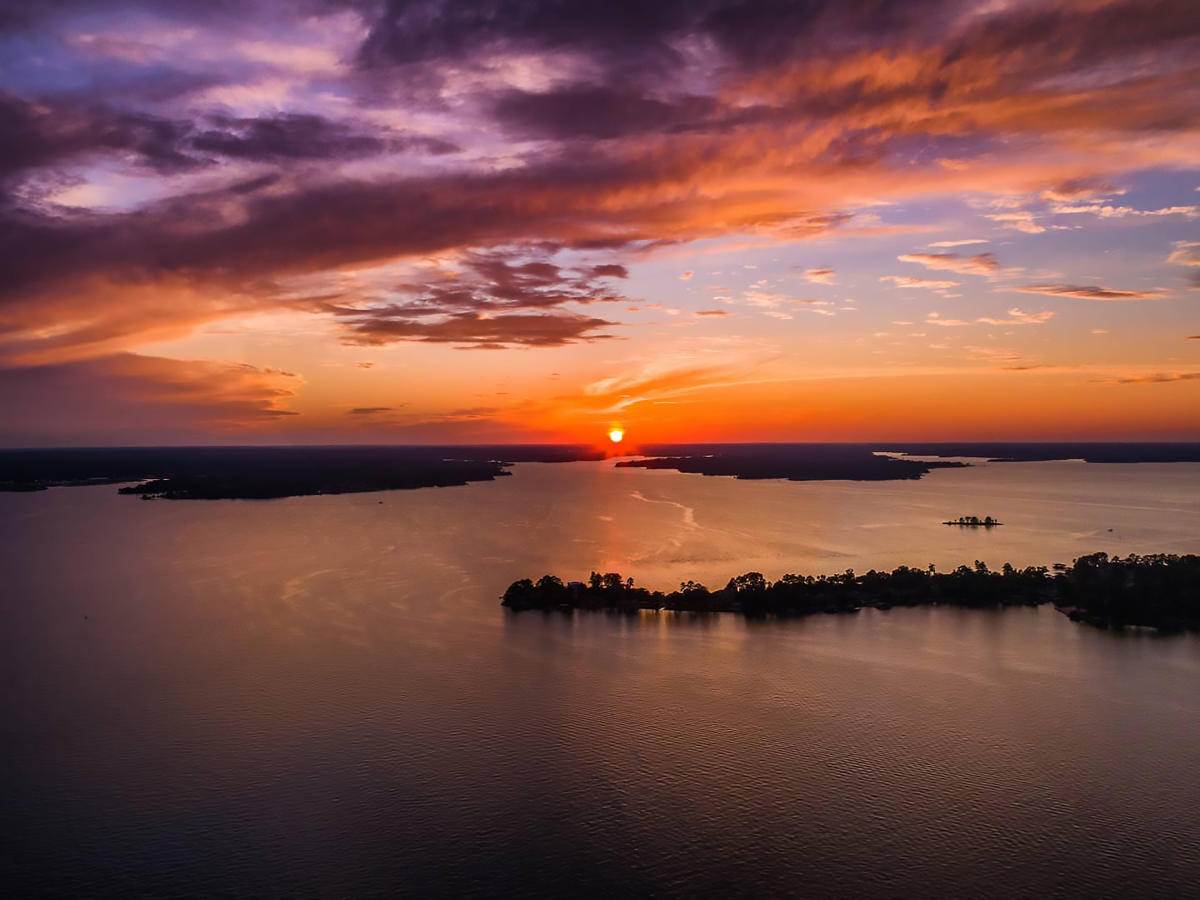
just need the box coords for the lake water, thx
[3,459,1199,896]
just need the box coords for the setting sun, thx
[608,428,624,444]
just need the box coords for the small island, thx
[943,516,1002,527]
[502,553,1200,632]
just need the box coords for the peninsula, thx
[502,553,1200,632]
[0,445,603,499]
[615,443,966,482]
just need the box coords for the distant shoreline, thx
[2,443,1198,500]
[502,553,1200,633]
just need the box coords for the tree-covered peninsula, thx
[503,553,1200,632]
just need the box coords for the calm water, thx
[2,459,1199,897]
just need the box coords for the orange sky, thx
[1,0,1198,444]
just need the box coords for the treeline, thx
[502,553,1200,631]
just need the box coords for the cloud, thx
[925,313,969,327]
[1014,284,1168,301]
[986,211,1045,234]
[0,353,299,446]
[880,276,960,290]
[1116,372,1200,384]
[190,113,458,161]
[1041,177,1123,201]
[580,359,757,413]
[898,252,999,276]
[0,91,196,181]
[491,82,730,141]
[1050,203,1198,219]
[347,406,393,414]
[803,267,836,284]
[696,309,728,317]
[679,270,694,280]
[928,239,988,248]
[336,310,617,349]
[0,94,447,189]
[315,247,633,348]
[976,307,1055,326]
[1167,241,1200,266]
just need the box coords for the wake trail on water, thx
[629,490,698,529]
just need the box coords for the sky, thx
[1,0,1198,447]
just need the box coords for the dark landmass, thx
[0,445,603,499]
[882,442,1200,463]
[944,516,1002,527]
[503,553,1200,632]
[2,442,1197,499]
[616,443,967,481]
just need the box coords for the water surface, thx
[3,460,1198,896]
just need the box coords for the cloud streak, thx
[899,252,999,276]
[1014,284,1168,302]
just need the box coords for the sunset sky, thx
[2,0,1197,446]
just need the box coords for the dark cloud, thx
[337,310,616,349]
[1015,284,1168,302]
[359,0,1200,139]
[191,113,458,161]
[899,252,999,276]
[347,406,393,414]
[1041,176,1122,201]
[1117,371,1200,384]
[319,246,628,348]
[357,0,699,74]
[493,83,726,140]
[0,95,449,198]
[356,0,945,77]
[0,0,357,34]
[589,264,628,278]
[0,92,197,183]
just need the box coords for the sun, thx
[608,427,624,444]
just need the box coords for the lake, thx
[2,458,1199,896]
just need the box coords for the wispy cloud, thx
[986,211,1045,234]
[880,276,960,290]
[1167,241,1200,266]
[1013,284,1167,301]
[1051,204,1198,219]
[1116,372,1200,384]
[925,313,969,327]
[976,307,1055,326]
[899,252,999,276]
